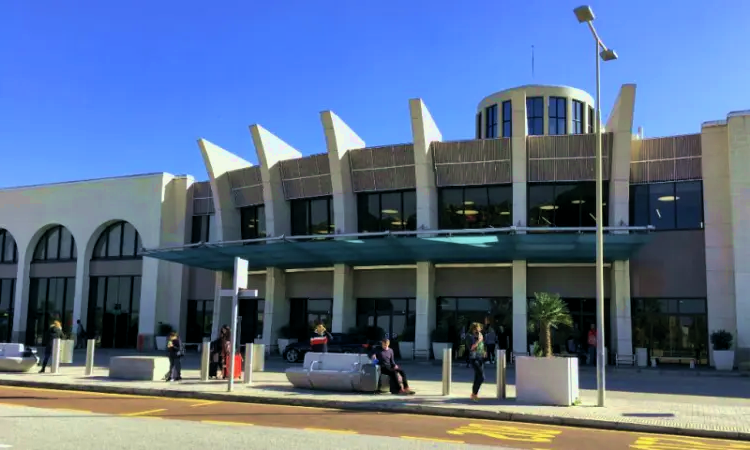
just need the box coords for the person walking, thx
[165,331,184,382]
[74,320,86,349]
[587,324,597,366]
[467,322,486,402]
[485,326,497,364]
[220,326,232,379]
[39,320,65,373]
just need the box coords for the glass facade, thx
[238,298,264,345]
[33,226,77,261]
[632,298,708,364]
[475,112,481,139]
[630,181,704,230]
[548,96,567,135]
[526,97,544,136]
[356,298,416,341]
[485,104,498,138]
[289,298,332,339]
[186,299,213,342]
[240,205,266,240]
[357,190,417,233]
[572,100,584,134]
[527,297,611,356]
[0,230,17,264]
[26,277,75,346]
[528,182,609,228]
[438,185,512,229]
[291,197,333,236]
[502,100,512,138]
[0,279,14,342]
[86,276,141,348]
[93,221,142,259]
[190,215,211,243]
[437,297,513,353]
[588,106,595,133]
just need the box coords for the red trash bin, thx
[137,334,145,352]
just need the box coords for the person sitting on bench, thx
[371,338,415,395]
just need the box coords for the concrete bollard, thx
[200,339,210,382]
[496,349,507,399]
[651,357,657,368]
[84,339,95,376]
[244,344,254,385]
[50,339,61,374]
[690,359,695,369]
[441,347,452,396]
[252,344,265,372]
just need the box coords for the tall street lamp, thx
[574,5,618,408]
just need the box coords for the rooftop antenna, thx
[531,45,535,79]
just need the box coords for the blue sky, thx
[2,1,748,188]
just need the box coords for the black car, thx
[282,333,372,363]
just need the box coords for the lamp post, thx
[574,5,618,408]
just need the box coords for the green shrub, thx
[710,330,733,351]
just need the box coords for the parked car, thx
[282,333,372,363]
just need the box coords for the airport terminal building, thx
[0,84,748,367]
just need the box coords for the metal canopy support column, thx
[226,257,258,392]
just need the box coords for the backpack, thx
[176,340,186,357]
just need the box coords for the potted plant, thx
[431,326,452,360]
[155,322,173,351]
[516,292,579,406]
[277,325,297,356]
[399,326,415,360]
[710,330,734,371]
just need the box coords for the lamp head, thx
[600,49,618,61]
[574,5,595,23]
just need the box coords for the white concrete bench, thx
[0,343,39,373]
[109,356,170,381]
[615,353,636,367]
[286,353,382,392]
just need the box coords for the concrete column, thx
[415,261,435,360]
[331,264,354,333]
[262,267,287,354]
[606,84,637,229]
[250,125,302,238]
[510,90,527,227]
[512,260,527,356]
[727,112,750,365]
[212,271,234,338]
[10,248,30,343]
[701,120,736,367]
[321,112,364,235]
[610,260,632,355]
[566,97,573,135]
[138,256,159,349]
[409,98,441,232]
[542,96,549,136]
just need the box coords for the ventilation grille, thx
[432,138,512,186]
[527,133,613,182]
[630,134,702,183]
[349,144,416,192]
[279,153,333,199]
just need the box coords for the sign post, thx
[228,257,249,392]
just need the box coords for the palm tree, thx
[528,292,573,357]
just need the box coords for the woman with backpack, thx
[165,331,184,382]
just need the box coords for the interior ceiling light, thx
[539,205,559,211]
[571,200,586,204]
[391,220,405,226]
[382,209,399,215]
[658,196,680,202]
[464,200,475,205]
[500,211,510,216]
[456,209,479,216]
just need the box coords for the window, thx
[33,226,77,262]
[92,221,141,260]
[526,97,544,136]
[0,230,17,264]
[485,104,498,139]
[528,182,610,228]
[86,276,141,348]
[436,297,513,347]
[186,300,213,342]
[438,185,512,229]
[290,197,333,236]
[502,101,512,138]
[240,205,266,240]
[356,298,416,345]
[190,215,211,244]
[26,277,75,346]
[528,297,611,354]
[289,298,332,336]
[357,190,417,233]
[548,97,567,135]
[588,106,595,133]
[0,278,15,342]
[631,298,708,365]
[572,100,584,134]
[629,181,704,230]
[475,112,482,139]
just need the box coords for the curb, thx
[1,378,748,442]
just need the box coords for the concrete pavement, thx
[1,350,749,441]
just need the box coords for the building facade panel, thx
[434,267,512,297]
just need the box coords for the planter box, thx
[59,340,74,364]
[714,350,735,371]
[155,336,168,351]
[516,356,579,406]
[277,339,297,356]
[432,343,452,360]
[635,347,648,367]
[399,342,414,360]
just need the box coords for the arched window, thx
[92,221,142,260]
[33,226,76,262]
[0,229,17,263]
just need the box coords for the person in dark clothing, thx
[165,331,183,382]
[467,322,486,402]
[220,326,232,379]
[371,338,414,395]
[310,324,332,353]
[39,320,65,373]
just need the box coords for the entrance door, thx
[238,299,262,345]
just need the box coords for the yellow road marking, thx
[122,408,166,417]
[400,436,465,444]
[201,420,253,426]
[303,428,358,434]
[53,408,92,414]
[631,436,750,449]
[448,423,561,443]
[0,385,197,402]
[189,401,218,407]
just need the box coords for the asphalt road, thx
[0,386,746,450]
